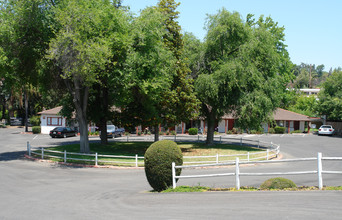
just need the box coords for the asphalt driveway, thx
[1,127,342,219]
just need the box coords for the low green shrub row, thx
[291,130,303,134]
[274,126,286,134]
[164,177,298,192]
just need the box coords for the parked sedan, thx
[50,127,77,138]
[318,125,335,136]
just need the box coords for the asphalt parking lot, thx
[1,127,342,219]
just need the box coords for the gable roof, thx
[272,108,310,121]
[222,108,310,121]
[38,106,62,115]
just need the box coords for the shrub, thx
[291,130,303,134]
[268,128,275,134]
[232,127,241,134]
[138,131,142,136]
[144,140,183,192]
[250,130,257,134]
[188,128,198,135]
[226,130,233,135]
[260,177,297,190]
[30,115,41,126]
[32,126,41,134]
[170,130,176,136]
[124,132,130,136]
[274,126,286,134]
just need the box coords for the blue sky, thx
[123,0,341,71]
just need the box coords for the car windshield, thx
[321,125,332,128]
[107,125,115,130]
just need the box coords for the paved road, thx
[1,127,342,219]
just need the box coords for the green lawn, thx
[32,142,267,167]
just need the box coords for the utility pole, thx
[309,64,312,88]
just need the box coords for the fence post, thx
[318,152,323,190]
[247,152,250,162]
[258,140,260,148]
[240,137,242,146]
[235,157,240,190]
[95,152,98,166]
[216,154,219,164]
[174,135,176,142]
[27,141,31,156]
[198,135,200,143]
[64,150,67,163]
[41,147,44,159]
[266,149,269,160]
[172,162,176,189]
[127,135,129,142]
[135,154,138,167]
[220,136,222,144]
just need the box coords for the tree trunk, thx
[99,120,108,145]
[206,112,216,145]
[24,91,29,132]
[99,87,109,145]
[1,96,6,120]
[78,117,90,153]
[67,79,90,153]
[154,125,159,142]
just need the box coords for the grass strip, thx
[162,185,342,192]
[31,142,265,167]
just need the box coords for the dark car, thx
[49,127,77,138]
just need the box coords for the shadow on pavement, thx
[0,151,26,161]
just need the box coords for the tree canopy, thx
[194,9,293,144]
[316,69,342,121]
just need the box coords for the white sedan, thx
[318,125,335,136]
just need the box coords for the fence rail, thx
[172,152,342,190]
[26,136,279,167]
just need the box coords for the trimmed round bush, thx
[144,140,183,192]
[32,126,41,134]
[260,177,297,190]
[188,128,198,135]
[274,126,286,134]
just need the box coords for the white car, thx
[318,125,334,136]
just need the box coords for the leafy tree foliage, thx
[291,63,330,88]
[119,1,199,141]
[195,9,293,144]
[0,0,53,129]
[316,69,342,121]
[47,0,128,153]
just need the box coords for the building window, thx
[47,117,62,126]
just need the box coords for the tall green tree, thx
[119,7,176,140]
[120,1,198,142]
[195,10,293,144]
[86,3,130,145]
[0,0,52,130]
[156,0,199,140]
[47,0,124,153]
[316,69,342,121]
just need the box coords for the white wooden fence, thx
[26,136,279,167]
[27,142,144,167]
[172,152,342,190]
